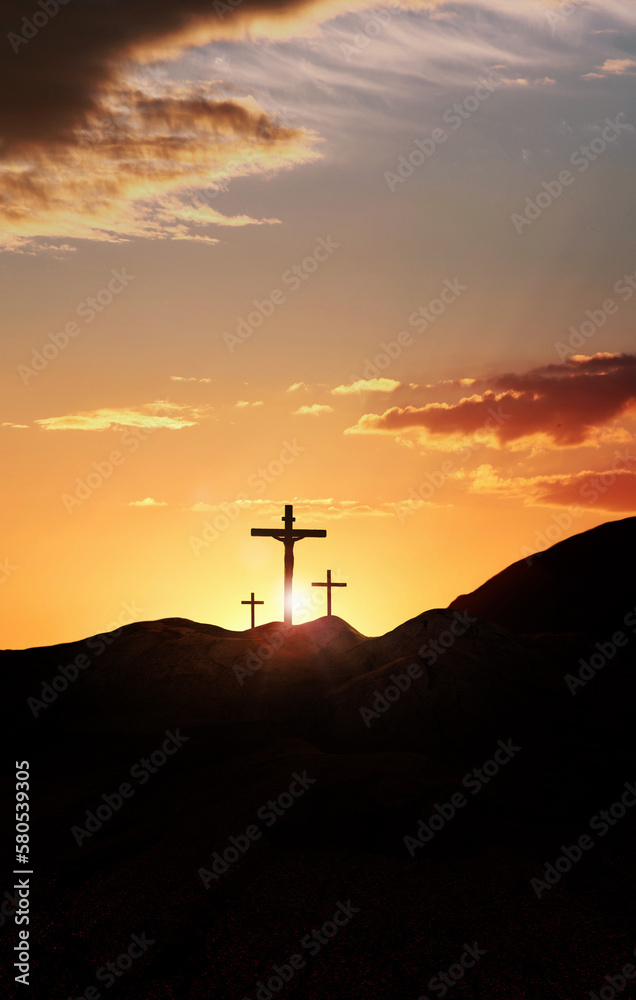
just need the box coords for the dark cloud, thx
[346,353,636,447]
[0,0,362,245]
[535,467,636,512]
[0,0,396,151]
[0,83,316,246]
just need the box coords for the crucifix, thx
[251,504,326,625]
[241,592,264,629]
[312,569,347,617]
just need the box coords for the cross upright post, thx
[251,504,326,625]
[312,569,347,617]
[241,592,264,629]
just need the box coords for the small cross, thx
[241,592,264,629]
[311,569,347,617]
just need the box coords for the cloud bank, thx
[346,354,636,448]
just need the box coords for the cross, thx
[251,504,326,625]
[312,569,347,617]
[241,592,264,630]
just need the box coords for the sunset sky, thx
[2,0,636,648]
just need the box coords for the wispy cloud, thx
[584,58,636,79]
[286,381,329,392]
[293,403,334,416]
[128,497,168,507]
[456,462,636,513]
[0,87,317,250]
[332,378,400,395]
[6,0,636,253]
[186,496,444,518]
[36,401,203,432]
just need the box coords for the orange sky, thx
[2,0,636,648]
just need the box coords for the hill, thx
[449,516,636,636]
[2,521,636,998]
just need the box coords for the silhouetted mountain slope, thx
[3,607,631,820]
[449,516,636,636]
[3,523,636,998]
[1,611,581,745]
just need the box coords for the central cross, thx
[251,504,326,625]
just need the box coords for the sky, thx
[2,0,636,647]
